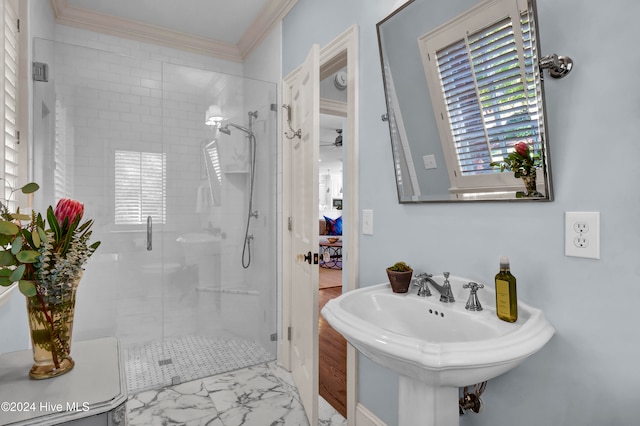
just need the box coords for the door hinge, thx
[16,130,20,145]
[16,19,20,32]
[270,333,277,342]
[287,326,292,341]
[287,216,292,231]
[33,62,49,82]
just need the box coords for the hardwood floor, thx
[319,266,342,289]
[318,275,347,418]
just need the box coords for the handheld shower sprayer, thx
[215,110,260,269]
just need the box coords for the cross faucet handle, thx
[463,282,484,292]
[463,282,484,311]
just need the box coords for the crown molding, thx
[238,0,298,58]
[50,0,298,63]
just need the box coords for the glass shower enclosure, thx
[32,38,277,392]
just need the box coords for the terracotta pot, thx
[386,269,413,293]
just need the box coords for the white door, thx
[287,44,320,424]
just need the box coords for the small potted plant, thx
[490,141,543,198]
[386,261,413,293]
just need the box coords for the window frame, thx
[1,0,24,211]
[418,0,545,195]
[114,149,167,226]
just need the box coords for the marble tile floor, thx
[127,361,347,426]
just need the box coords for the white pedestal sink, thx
[321,274,554,426]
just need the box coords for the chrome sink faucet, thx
[413,272,455,303]
[412,273,432,297]
[434,272,455,303]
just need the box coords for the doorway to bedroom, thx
[318,79,347,417]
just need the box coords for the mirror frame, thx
[377,0,553,203]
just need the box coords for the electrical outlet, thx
[565,212,600,259]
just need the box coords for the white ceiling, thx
[51,0,297,61]
[66,0,267,43]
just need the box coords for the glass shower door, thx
[159,63,278,384]
[33,38,277,393]
[32,38,169,391]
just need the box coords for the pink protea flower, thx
[54,198,84,225]
[514,141,530,158]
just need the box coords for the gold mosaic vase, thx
[26,274,81,379]
[519,170,542,198]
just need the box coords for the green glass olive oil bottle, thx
[495,256,518,322]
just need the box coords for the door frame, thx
[280,25,359,424]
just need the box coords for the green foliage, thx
[388,261,412,272]
[490,146,541,179]
[0,182,100,298]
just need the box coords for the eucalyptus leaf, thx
[11,213,31,221]
[20,182,40,194]
[0,221,19,236]
[10,235,23,255]
[32,229,41,248]
[18,280,37,297]
[37,226,46,243]
[16,250,40,263]
[0,269,11,286]
[9,264,25,282]
[0,251,15,266]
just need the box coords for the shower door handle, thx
[146,216,152,251]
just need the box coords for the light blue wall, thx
[284,0,639,425]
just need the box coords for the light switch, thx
[423,154,437,170]
[362,209,373,235]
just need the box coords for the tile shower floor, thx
[124,335,273,393]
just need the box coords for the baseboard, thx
[355,403,387,426]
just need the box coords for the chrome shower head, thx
[219,122,252,137]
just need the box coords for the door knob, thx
[296,251,318,264]
[296,251,312,264]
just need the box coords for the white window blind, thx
[418,0,542,193]
[436,14,538,176]
[115,150,166,225]
[2,0,18,211]
[54,99,69,200]
[203,140,222,206]
[205,141,221,185]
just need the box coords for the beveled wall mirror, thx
[378,0,561,202]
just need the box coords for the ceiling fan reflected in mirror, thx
[321,129,343,149]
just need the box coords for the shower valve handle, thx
[146,216,152,251]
